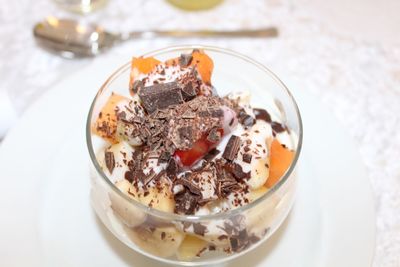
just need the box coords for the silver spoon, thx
[33,17,278,58]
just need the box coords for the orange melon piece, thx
[265,139,295,188]
[92,93,128,143]
[165,50,214,85]
[129,56,161,90]
[191,50,213,85]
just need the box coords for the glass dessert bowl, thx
[87,45,302,265]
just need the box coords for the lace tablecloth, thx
[1,0,399,265]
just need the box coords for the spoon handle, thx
[122,27,278,40]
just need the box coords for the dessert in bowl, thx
[87,46,302,265]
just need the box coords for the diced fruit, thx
[166,49,214,85]
[139,184,175,213]
[265,139,294,188]
[246,156,270,190]
[109,179,146,227]
[191,50,213,85]
[98,141,135,182]
[127,225,185,257]
[177,235,208,261]
[129,56,161,90]
[175,129,223,167]
[92,93,129,143]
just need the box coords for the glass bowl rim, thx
[86,44,303,222]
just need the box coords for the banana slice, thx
[97,141,135,183]
[177,235,209,261]
[139,182,175,213]
[127,225,185,258]
[115,94,146,147]
[245,186,279,238]
[234,120,273,190]
[109,179,146,228]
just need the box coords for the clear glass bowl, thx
[86,45,303,265]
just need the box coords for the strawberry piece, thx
[175,129,223,167]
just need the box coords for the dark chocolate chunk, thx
[131,79,144,94]
[178,126,193,146]
[210,108,224,118]
[271,121,286,133]
[105,151,115,174]
[179,53,193,67]
[242,153,252,163]
[166,158,178,178]
[207,128,222,143]
[139,82,184,114]
[124,171,134,183]
[181,82,197,101]
[174,189,199,215]
[222,135,241,161]
[177,174,202,195]
[253,108,272,123]
[158,151,171,163]
[203,148,220,161]
[192,223,207,236]
[227,163,250,180]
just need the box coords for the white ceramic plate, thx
[0,55,375,267]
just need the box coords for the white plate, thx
[0,55,375,267]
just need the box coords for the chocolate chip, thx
[242,153,252,163]
[207,128,222,143]
[139,82,184,114]
[105,151,115,174]
[222,135,241,161]
[179,53,193,67]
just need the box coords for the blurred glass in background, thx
[167,0,223,10]
[53,0,108,13]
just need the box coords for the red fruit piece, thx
[175,129,223,167]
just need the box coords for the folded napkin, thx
[0,91,17,140]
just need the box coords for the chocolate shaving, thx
[141,170,157,185]
[181,82,197,101]
[166,158,178,178]
[242,153,252,163]
[179,53,193,67]
[105,151,115,174]
[139,82,184,114]
[192,223,207,236]
[124,171,134,183]
[226,163,250,180]
[222,135,241,161]
[271,121,286,133]
[253,108,272,123]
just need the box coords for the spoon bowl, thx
[33,17,118,58]
[33,17,279,58]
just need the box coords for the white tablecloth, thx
[1,0,399,265]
